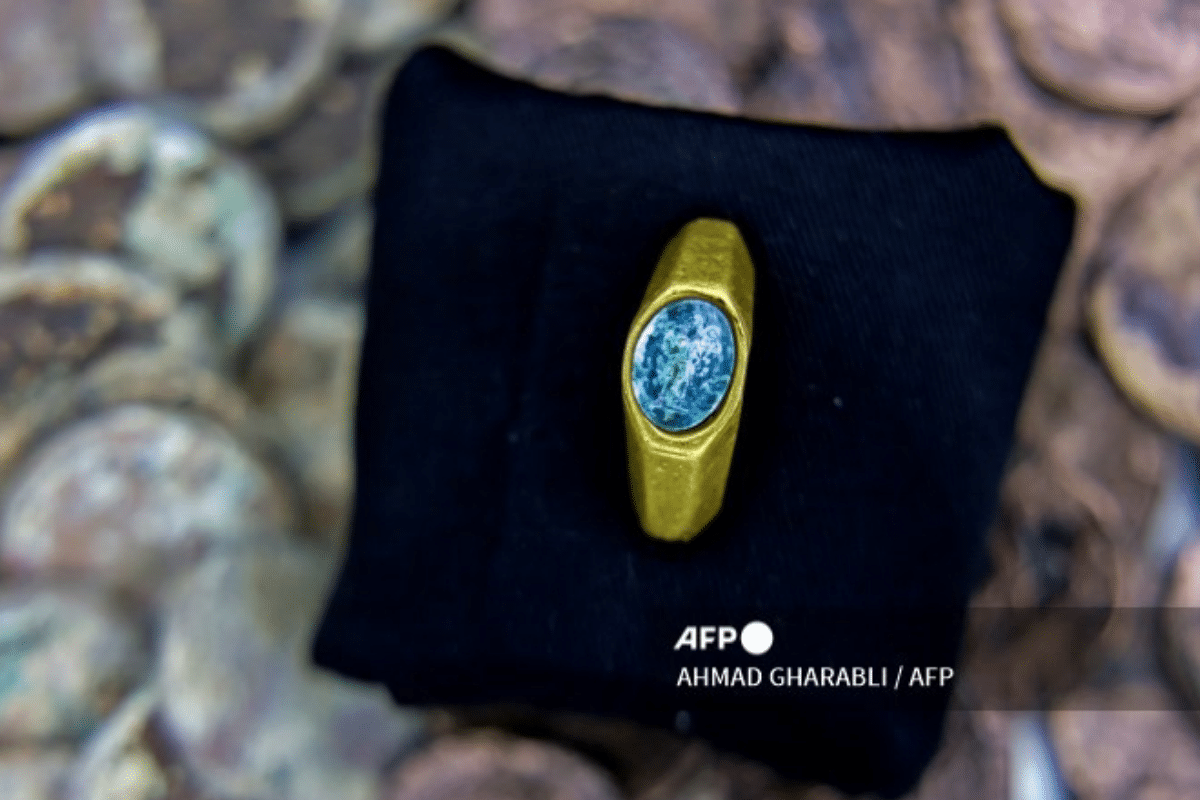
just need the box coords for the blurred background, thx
[1,0,1199,798]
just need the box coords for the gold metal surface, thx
[622,218,755,542]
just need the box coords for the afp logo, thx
[674,621,774,655]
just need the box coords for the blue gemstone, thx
[631,298,737,432]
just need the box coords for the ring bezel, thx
[621,218,755,542]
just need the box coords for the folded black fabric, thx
[312,47,1075,796]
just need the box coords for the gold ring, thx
[621,218,755,542]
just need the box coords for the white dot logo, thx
[740,621,773,655]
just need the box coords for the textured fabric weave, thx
[313,47,1075,796]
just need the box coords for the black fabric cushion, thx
[312,47,1075,797]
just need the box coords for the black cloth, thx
[312,47,1075,797]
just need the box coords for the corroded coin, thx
[0,588,149,746]
[0,0,89,135]
[964,339,1164,710]
[247,299,363,540]
[118,0,350,140]
[746,0,973,128]
[0,404,297,594]
[381,734,624,800]
[159,543,424,800]
[246,54,401,221]
[0,107,280,351]
[1090,154,1200,447]
[1050,681,1200,800]
[0,257,174,412]
[62,687,216,800]
[999,0,1200,116]
[950,0,1154,209]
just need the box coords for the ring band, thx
[621,218,755,542]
